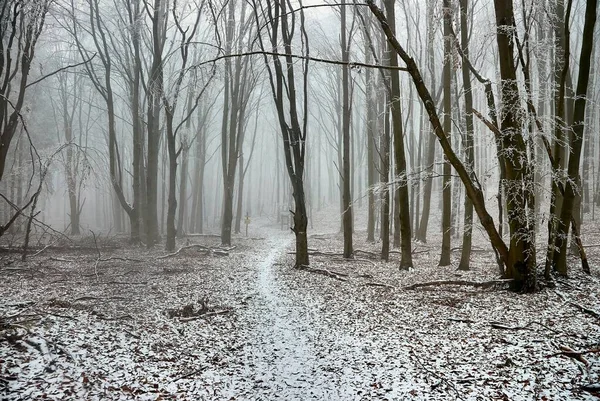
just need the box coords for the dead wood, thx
[158,244,232,259]
[92,312,133,321]
[99,256,144,263]
[364,282,396,289]
[297,265,348,281]
[179,309,231,322]
[581,383,600,393]
[49,257,74,262]
[404,279,512,290]
[289,250,343,257]
[569,301,600,321]
[447,317,475,324]
[99,281,147,285]
[489,320,561,334]
[546,346,600,365]
[183,233,221,238]
[354,249,378,258]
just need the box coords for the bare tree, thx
[251,0,310,267]
[0,0,51,182]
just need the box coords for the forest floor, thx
[1,209,600,400]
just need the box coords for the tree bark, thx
[458,0,474,271]
[385,0,412,269]
[553,0,597,274]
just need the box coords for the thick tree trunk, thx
[493,0,536,291]
[145,0,165,247]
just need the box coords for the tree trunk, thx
[165,111,178,251]
[341,2,353,258]
[385,0,412,269]
[553,0,596,274]
[458,0,474,271]
[439,0,452,267]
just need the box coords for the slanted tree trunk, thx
[367,0,538,291]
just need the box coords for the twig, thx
[178,309,232,322]
[49,257,74,262]
[409,348,465,400]
[568,301,600,321]
[157,244,211,259]
[447,317,476,324]
[170,366,208,382]
[99,256,144,263]
[546,346,600,365]
[364,282,396,289]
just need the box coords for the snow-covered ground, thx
[1,209,599,400]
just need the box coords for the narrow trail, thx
[235,235,343,400]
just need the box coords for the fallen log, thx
[404,279,512,290]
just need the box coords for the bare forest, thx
[1,0,600,399]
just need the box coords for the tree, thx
[0,0,51,182]
[220,0,256,246]
[438,0,452,267]
[341,1,354,258]
[251,0,310,267]
[385,0,412,270]
[457,0,475,271]
[68,0,140,241]
[366,0,536,291]
[553,0,597,274]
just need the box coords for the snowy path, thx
[236,236,337,399]
[230,234,402,400]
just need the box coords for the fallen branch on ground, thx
[404,279,512,290]
[546,346,600,365]
[364,282,396,289]
[354,249,379,258]
[447,317,475,324]
[581,383,600,393]
[158,244,232,259]
[99,256,144,263]
[297,265,348,281]
[489,320,561,334]
[179,309,231,322]
[568,301,600,321]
